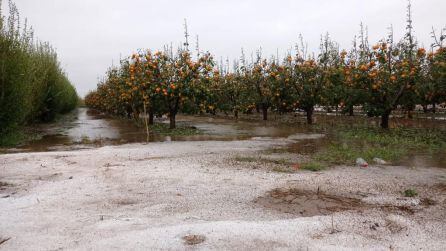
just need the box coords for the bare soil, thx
[182,234,206,245]
[254,187,438,217]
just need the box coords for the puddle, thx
[284,137,331,155]
[254,188,364,217]
[254,188,435,217]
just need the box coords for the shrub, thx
[0,0,77,143]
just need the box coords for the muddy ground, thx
[1,137,446,250]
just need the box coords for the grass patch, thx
[272,166,294,173]
[0,130,26,147]
[403,189,418,197]
[266,158,290,165]
[234,155,291,165]
[148,123,202,136]
[0,128,41,147]
[301,162,326,172]
[234,156,257,162]
[80,136,92,144]
[313,127,446,165]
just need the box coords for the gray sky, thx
[6,0,446,96]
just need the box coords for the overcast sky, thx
[5,0,446,96]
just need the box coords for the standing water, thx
[3,108,313,152]
[2,108,445,168]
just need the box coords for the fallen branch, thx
[0,237,11,246]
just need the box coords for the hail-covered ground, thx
[1,136,445,250]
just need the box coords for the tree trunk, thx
[148,110,154,125]
[380,110,391,129]
[126,107,132,119]
[169,111,176,129]
[306,107,314,124]
[407,109,413,119]
[262,105,268,121]
[234,110,238,119]
[432,103,436,113]
[348,105,354,116]
[422,104,428,113]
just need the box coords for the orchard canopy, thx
[86,16,446,129]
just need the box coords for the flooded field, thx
[4,107,314,152]
[2,107,446,168]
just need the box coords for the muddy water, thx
[3,108,446,168]
[5,108,313,152]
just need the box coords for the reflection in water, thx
[4,108,446,168]
[10,108,314,152]
[67,109,120,141]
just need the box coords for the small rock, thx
[356,158,368,167]
[373,157,387,165]
[385,215,409,234]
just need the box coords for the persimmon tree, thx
[269,59,295,114]
[419,28,446,112]
[339,27,370,116]
[246,53,273,120]
[217,64,248,118]
[289,35,338,124]
[86,3,444,131]
[361,3,420,128]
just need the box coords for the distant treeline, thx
[0,0,78,142]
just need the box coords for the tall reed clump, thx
[0,0,78,145]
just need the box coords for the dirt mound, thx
[254,188,364,217]
[254,188,437,217]
[182,234,206,245]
